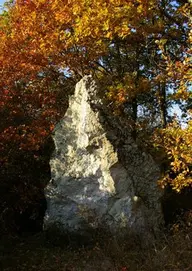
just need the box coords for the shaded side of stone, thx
[44,76,163,245]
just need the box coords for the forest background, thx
[0,0,191,236]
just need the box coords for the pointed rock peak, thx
[44,76,163,246]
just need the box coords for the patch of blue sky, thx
[0,0,5,7]
[0,0,6,13]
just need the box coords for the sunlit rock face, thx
[44,76,163,244]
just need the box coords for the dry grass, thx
[0,227,192,271]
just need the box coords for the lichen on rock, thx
[44,76,163,245]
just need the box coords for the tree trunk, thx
[131,97,138,140]
[158,81,167,128]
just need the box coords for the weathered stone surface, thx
[44,76,163,243]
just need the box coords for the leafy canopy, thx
[0,0,191,191]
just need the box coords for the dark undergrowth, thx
[0,226,192,271]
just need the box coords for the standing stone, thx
[44,76,163,244]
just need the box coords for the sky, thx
[0,0,5,11]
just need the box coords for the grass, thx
[0,227,192,271]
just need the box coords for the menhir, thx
[44,76,163,245]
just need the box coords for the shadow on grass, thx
[1,226,192,271]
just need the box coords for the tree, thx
[0,0,191,191]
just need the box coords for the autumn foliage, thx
[0,0,191,199]
[154,117,192,192]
